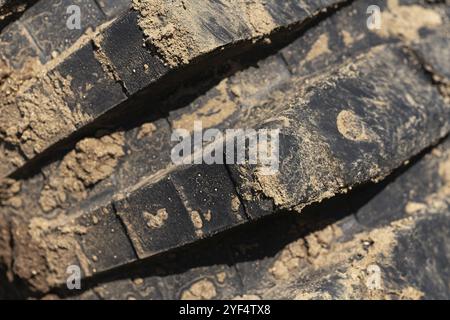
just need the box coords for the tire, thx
[0,0,449,299]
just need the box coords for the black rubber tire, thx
[0,0,449,299]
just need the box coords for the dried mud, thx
[268,215,426,300]
[376,0,443,42]
[0,20,117,178]
[133,0,276,66]
[181,278,217,300]
[11,214,90,293]
[39,132,125,213]
[0,0,449,299]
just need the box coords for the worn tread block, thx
[232,45,450,212]
[226,163,275,219]
[52,41,127,116]
[170,164,247,238]
[318,47,449,178]
[114,177,196,259]
[77,204,138,274]
[0,0,351,179]
[280,0,387,76]
[140,0,254,66]
[21,0,105,62]
[98,11,167,95]
[0,0,129,71]
[3,1,450,296]
[113,163,248,261]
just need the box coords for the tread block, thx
[114,177,196,259]
[226,163,275,219]
[232,45,450,212]
[21,0,105,62]
[98,11,168,95]
[77,204,138,274]
[170,164,248,238]
[51,41,127,117]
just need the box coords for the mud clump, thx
[0,178,22,209]
[14,74,90,157]
[269,225,341,280]
[336,109,377,142]
[398,287,424,300]
[133,0,276,66]
[0,214,12,280]
[268,213,430,300]
[439,84,450,104]
[190,210,204,237]
[404,202,428,215]
[181,278,217,300]
[0,70,92,177]
[143,208,168,229]
[39,132,125,213]
[11,215,89,293]
[0,59,40,175]
[137,123,157,139]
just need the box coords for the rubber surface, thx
[0,0,449,299]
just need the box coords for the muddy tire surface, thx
[0,0,450,300]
